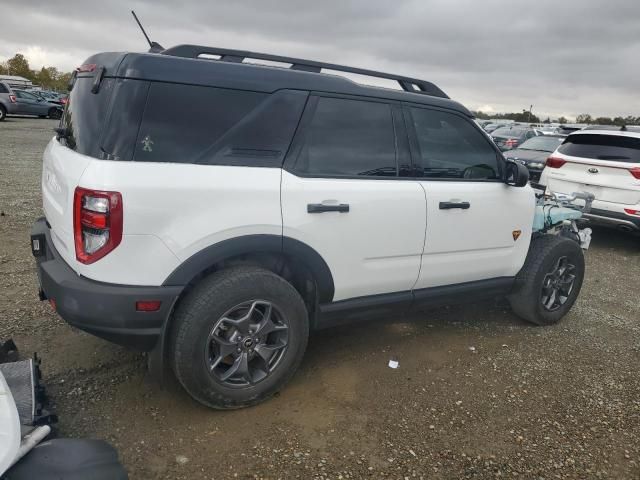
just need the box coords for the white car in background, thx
[541,127,640,233]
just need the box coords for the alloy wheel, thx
[541,256,576,311]
[204,300,289,387]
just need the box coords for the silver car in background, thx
[0,81,18,121]
[11,89,63,119]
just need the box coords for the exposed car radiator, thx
[0,356,56,426]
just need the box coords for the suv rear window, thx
[558,134,640,162]
[0,83,9,94]
[60,77,115,158]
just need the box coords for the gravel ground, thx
[1,116,639,480]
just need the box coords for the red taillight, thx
[505,138,519,148]
[629,167,640,179]
[545,156,567,169]
[73,187,123,264]
[624,208,640,216]
[9,95,16,103]
[80,209,108,229]
[136,301,162,312]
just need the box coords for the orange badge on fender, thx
[512,230,522,241]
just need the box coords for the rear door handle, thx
[439,201,470,210]
[307,203,350,213]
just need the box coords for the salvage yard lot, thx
[1,117,639,480]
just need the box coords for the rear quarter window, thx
[558,134,640,162]
[133,84,266,164]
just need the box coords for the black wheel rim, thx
[204,300,289,387]
[541,256,576,312]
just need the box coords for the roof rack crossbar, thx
[160,44,448,99]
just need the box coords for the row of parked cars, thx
[482,120,640,234]
[0,81,66,121]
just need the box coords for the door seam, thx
[411,182,428,291]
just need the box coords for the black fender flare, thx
[150,234,334,381]
[162,234,335,303]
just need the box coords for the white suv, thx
[31,45,591,409]
[541,127,640,233]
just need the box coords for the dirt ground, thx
[1,116,639,479]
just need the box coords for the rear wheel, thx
[508,234,585,325]
[0,105,6,121]
[170,266,309,409]
[48,108,61,120]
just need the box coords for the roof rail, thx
[160,44,449,99]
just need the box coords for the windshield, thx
[518,136,563,152]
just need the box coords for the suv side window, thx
[293,96,397,177]
[134,83,266,164]
[408,107,500,180]
[0,83,8,94]
[20,91,37,100]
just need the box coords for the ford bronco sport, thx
[31,45,591,409]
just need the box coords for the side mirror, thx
[504,160,529,187]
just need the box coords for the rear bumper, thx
[31,217,183,351]
[581,208,640,232]
[1,101,17,114]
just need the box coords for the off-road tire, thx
[0,105,6,121]
[508,234,585,326]
[170,266,309,409]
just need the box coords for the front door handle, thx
[307,203,350,213]
[439,201,470,210]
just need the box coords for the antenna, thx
[131,10,164,53]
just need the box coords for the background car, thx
[483,123,502,133]
[0,81,18,121]
[541,127,640,234]
[11,89,62,119]
[491,125,543,151]
[504,135,565,181]
[31,90,67,106]
[538,125,562,135]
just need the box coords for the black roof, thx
[83,46,471,116]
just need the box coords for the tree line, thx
[0,53,72,93]
[474,109,639,126]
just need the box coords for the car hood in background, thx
[504,148,549,164]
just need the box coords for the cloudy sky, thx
[3,0,639,120]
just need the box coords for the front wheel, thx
[170,266,309,409]
[508,234,585,326]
